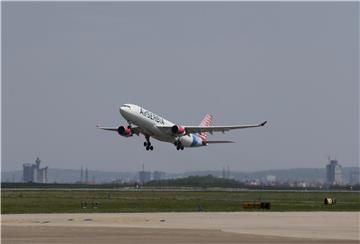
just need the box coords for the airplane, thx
[97,104,267,151]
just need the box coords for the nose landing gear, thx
[144,135,153,151]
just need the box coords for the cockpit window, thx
[121,105,131,109]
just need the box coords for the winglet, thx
[260,121,267,127]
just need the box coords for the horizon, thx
[3,163,359,174]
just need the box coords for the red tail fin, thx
[198,113,213,140]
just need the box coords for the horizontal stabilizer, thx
[204,140,235,144]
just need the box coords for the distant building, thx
[139,171,151,183]
[266,175,276,183]
[37,167,48,183]
[349,168,360,185]
[22,157,48,183]
[23,163,36,183]
[326,159,342,185]
[153,171,166,180]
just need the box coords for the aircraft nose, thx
[119,104,131,116]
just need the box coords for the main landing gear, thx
[174,140,184,151]
[144,135,153,151]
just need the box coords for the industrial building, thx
[22,157,48,183]
[326,158,342,185]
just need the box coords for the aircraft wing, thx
[96,125,141,135]
[96,125,118,131]
[157,121,267,135]
[184,121,267,134]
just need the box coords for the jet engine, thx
[171,125,185,134]
[117,126,132,137]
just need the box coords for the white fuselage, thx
[119,104,203,147]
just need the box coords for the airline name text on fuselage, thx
[139,108,165,125]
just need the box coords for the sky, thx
[2,2,359,173]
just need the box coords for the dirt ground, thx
[2,212,359,244]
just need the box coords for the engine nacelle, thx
[117,126,132,137]
[171,125,185,134]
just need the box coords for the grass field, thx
[1,188,359,214]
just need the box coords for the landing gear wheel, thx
[175,139,182,148]
[144,135,152,151]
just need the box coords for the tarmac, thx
[2,212,359,243]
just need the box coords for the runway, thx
[2,212,359,243]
